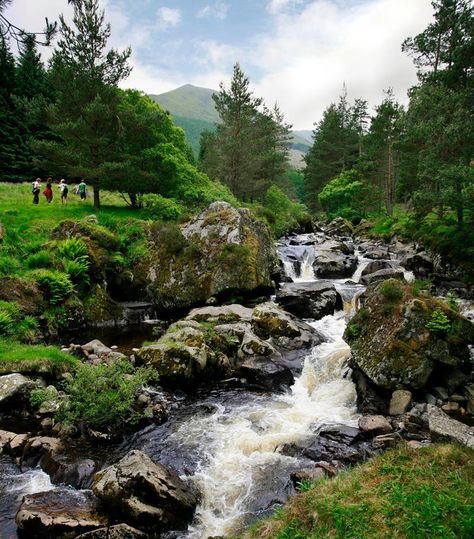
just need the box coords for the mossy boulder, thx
[146,202,277,311]
[83,286,124,326]
[345,279,474,390]
[0,277,45,314]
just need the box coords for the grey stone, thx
[427,405,474,448]
[275,281,342,320]
[433,387,449,401]
[77,524,146,538]
[361,268,405,285]
[358,415,393,435]
[0,373,40,406]
[389,390,412,415]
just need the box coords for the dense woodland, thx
[0,0,473,274]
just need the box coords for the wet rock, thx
[441,402,459,413]
[359,415,393,435]
[389,390,412,415]
[365,249,389,260]
[275,281,343,320]
[93,450,197,533]
[237,356,294,390]
[0,430,28,456]
[313,251,357,279]
[238,332,277,357]
[0,373,42,407]
[426,405,474,448]
[326,217,354,237]
[360,268,404,285]
[401,252,434,278]
[76,523,146,538]
[82,340,127,363]
[42,453,97,489]
[351,368,389,415]
[361,260,393,276]
[16,488,107,538]
[22,436,63,469]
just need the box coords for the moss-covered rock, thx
[0,277,45,314]
[146,202,277,311]
[83,286,124,326]
[345,279,474,390]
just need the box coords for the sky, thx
[5,0,435,129]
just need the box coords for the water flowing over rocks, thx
[92,450,198,534]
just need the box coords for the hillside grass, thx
[245,444,474,539]
[0,338,78,374]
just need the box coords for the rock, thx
[441,402,459,413]
[325,217,354,237]
[313,251,357,279]
[358,415,393,435]
[0,373,41,407]
[425,393,437,405]
[351,368,389,415]
[237,356,294,390]
[0,430,28,456]
[389,390,412,415]
[82,339,113,355]
[147,202,276,311]
[372,433,399,449]
[465,384,474,414]
[22,436,63,469]
[16,488,108,537]
[346,280,474,391]
[76,524,146,538]
[275,281,343,320]
[365,249,389,260]
[361,260,393,276]
[0,276,45,315]
[432,387,449,401]
[93,450,197,533]
[426,405,474,448]
[186,304,253,324]
[238,332,277,357]
[290,467,326,487]
[401,252,434,277]
[360,268,405,285]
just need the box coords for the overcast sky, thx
[5,0,434,129]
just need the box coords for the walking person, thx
[59,179,69,205]
[32,178,41,204]
[43,179,53,203]
[77,179,87,201]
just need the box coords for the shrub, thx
[0,309,14,335]
[264,185,309,237]
[57,237,88,260]
[380,280,404,303]
[62,258,90,285]
[57,238,90,286]
[426,310,451,334]
[141,194,184,221]
[57,359,158,431]
[0,255,19,276]
[0,302,40,342]
[318,170,369,222]
[445,291,459,312]
[30,386,58,408]
[411,279,433,296]
[34,270,75,305]
[26,250,54,269]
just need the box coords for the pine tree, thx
[34,0,131,208]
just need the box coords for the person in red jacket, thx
[43,179,53,203]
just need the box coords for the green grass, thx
[0,338,78,375]
[245,444,474,539]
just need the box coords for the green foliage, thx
[0,255,20,276]
[30,386,58,408]
[0,309,14,335]
[58,359,158,430]
[57,238,90,286]
[34,269,75,305]
[411,279,433,296]
[445,292,459,312]
[57,237,88,260]
[426,310,451,334]
[296,479,314,493]
[264,185,309,237]
[318,169,368,222]
[380,280,404,303]
[26,250,54,269]
[0,301,40,342]
[141,193,184,221]
[151,222,188,255]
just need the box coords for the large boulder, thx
[16,488,108,538]
[135,302,323,387]
[313,250,357,279]
[275,281,343,320]
[325,217,354,237]
[426,405,474,448]
[146,202,276,311]
[92,450,197,533]
[401,252,434,278]
[346,280,474,391]
[0,373,41,407]
[360,268,405,285]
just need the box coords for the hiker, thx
[43,178,53,203]
[77,179,87,200]
[59,179,69,205]
[32,178,41,204]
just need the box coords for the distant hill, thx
[150,84,311,161]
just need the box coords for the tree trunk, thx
[129,192,138,208]
[93,186,100,209]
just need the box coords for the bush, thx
[34,270,75,305]
[30,386,58,408]
[141,194,184,221]
[264,185,309,237]
[57,237,88,260]
[57,359,158,431]
[318,170,368,222]
[62,258,90,285]
[0,301,40,342]
[26,250,54,269]
[57,238,90,286]
[0,255,19,276]
[380,280,404,303]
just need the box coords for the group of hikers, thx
[31,177,87,205]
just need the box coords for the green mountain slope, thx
[150,84,311,158]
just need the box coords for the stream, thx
[0,233,414,538]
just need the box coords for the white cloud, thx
[266,0,305,14]
[253,0,434,128]
[156,7,182,29]
[197,1,229,20]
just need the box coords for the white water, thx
[182,308,357,538]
